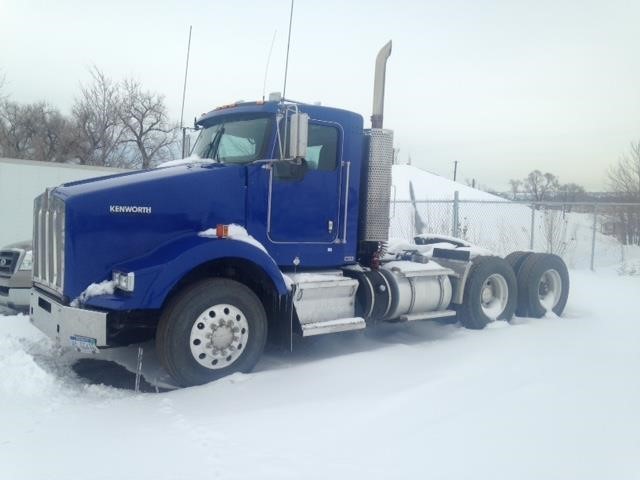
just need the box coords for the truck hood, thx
[55,164,247,300]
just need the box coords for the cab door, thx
[268,122,342,243]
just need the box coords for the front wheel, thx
[156,278,267,387]
[457,256,517,329]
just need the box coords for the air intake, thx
[359,128,394,242]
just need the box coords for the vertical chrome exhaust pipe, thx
[371,40,392,129]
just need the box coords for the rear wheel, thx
[516,253,569,318]
[505,251,534,315]
[156,278,267,387]
[505,251,533,275]
[457,256,517,329]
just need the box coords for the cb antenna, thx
[262,30,277,101]
[179,25,193,158]
[180,25,193,129]
[282,0,295,100]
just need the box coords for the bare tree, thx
[119,78,178,169]
[608,141,640,245]
[0,101,33,158]
[609,142,640,200]
[0,71,7,102]
[509,179,522,200]
[542,209,570,256]
[1,68,179,167]
[0,100,72,161]
[0,72,72,162]
[559,183,586,202]
[32,105,74,162]
[524,170,559,202]
[70,66,125,166]
[554,182,586,212]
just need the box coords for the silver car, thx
[0,240,32,313]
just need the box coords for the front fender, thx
[85,234,289,310]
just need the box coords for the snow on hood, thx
[70,280,115,307]
[198,225,293,291]
[198,224,268,254]
[157,154,214,168]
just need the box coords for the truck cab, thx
[29,42,570,387]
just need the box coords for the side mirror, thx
[273,158,309,181]
[288,112,309,159]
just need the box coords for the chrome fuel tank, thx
[380,261,453,320]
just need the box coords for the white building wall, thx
[0,158,128,247]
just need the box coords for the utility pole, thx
[453,161,459,182]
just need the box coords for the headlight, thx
[19,250,33,271]
[112,271,135,292]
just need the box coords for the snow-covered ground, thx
[1,267,638,480]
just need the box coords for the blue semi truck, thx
[29,42,569,386]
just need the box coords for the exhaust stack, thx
[371,40,392,129]
[359,41,394,246]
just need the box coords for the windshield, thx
[191,116,271,164]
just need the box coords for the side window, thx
[306,124,339,171]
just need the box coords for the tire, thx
[505,251,534,316]
[457,256,517,329]
[516,253,569,318]
[156,278,267,387]
[505,251,533,276]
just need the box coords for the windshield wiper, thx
[207,126,225,163]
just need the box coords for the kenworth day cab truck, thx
[30,42,569,387]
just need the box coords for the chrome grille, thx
[33,189,65,294]
[0,250,20,276]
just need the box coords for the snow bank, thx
[0,335,55,397]
[391,164,640,269]
[618,259,640,276]
[392,164,504,201]
[0,314,125,405]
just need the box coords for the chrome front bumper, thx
[30,289,107,349]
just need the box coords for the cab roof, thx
[196,100,364,128]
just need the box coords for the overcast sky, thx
[1,0,639,191]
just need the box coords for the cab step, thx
[301,317,366,336]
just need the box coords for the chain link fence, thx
[389,195,640,270]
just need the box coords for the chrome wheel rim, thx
[538,269,562,311]
[189,304,249,370]
[480,273,509,320]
